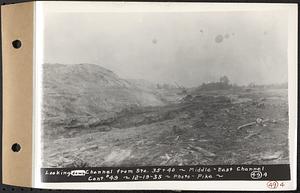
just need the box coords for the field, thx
[42,87,289,168]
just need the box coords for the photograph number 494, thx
[35,1,297,191]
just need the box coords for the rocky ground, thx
[42,87,289,168]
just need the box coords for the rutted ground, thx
[42,88,289,168]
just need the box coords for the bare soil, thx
[42,88,289,168]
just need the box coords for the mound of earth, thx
[42,63,180,136]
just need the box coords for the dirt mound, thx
[42,63,181,137]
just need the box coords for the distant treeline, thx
[198,76,288,91]
[246,82,288,89]
[199,76,235,91]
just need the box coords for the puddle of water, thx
[104,149,132,164]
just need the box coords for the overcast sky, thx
[43,10,288,87]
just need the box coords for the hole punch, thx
[11,143,21,152]
[12,39,22,49]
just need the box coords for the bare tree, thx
[220,76,230,85]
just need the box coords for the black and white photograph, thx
[40,3,293,171]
